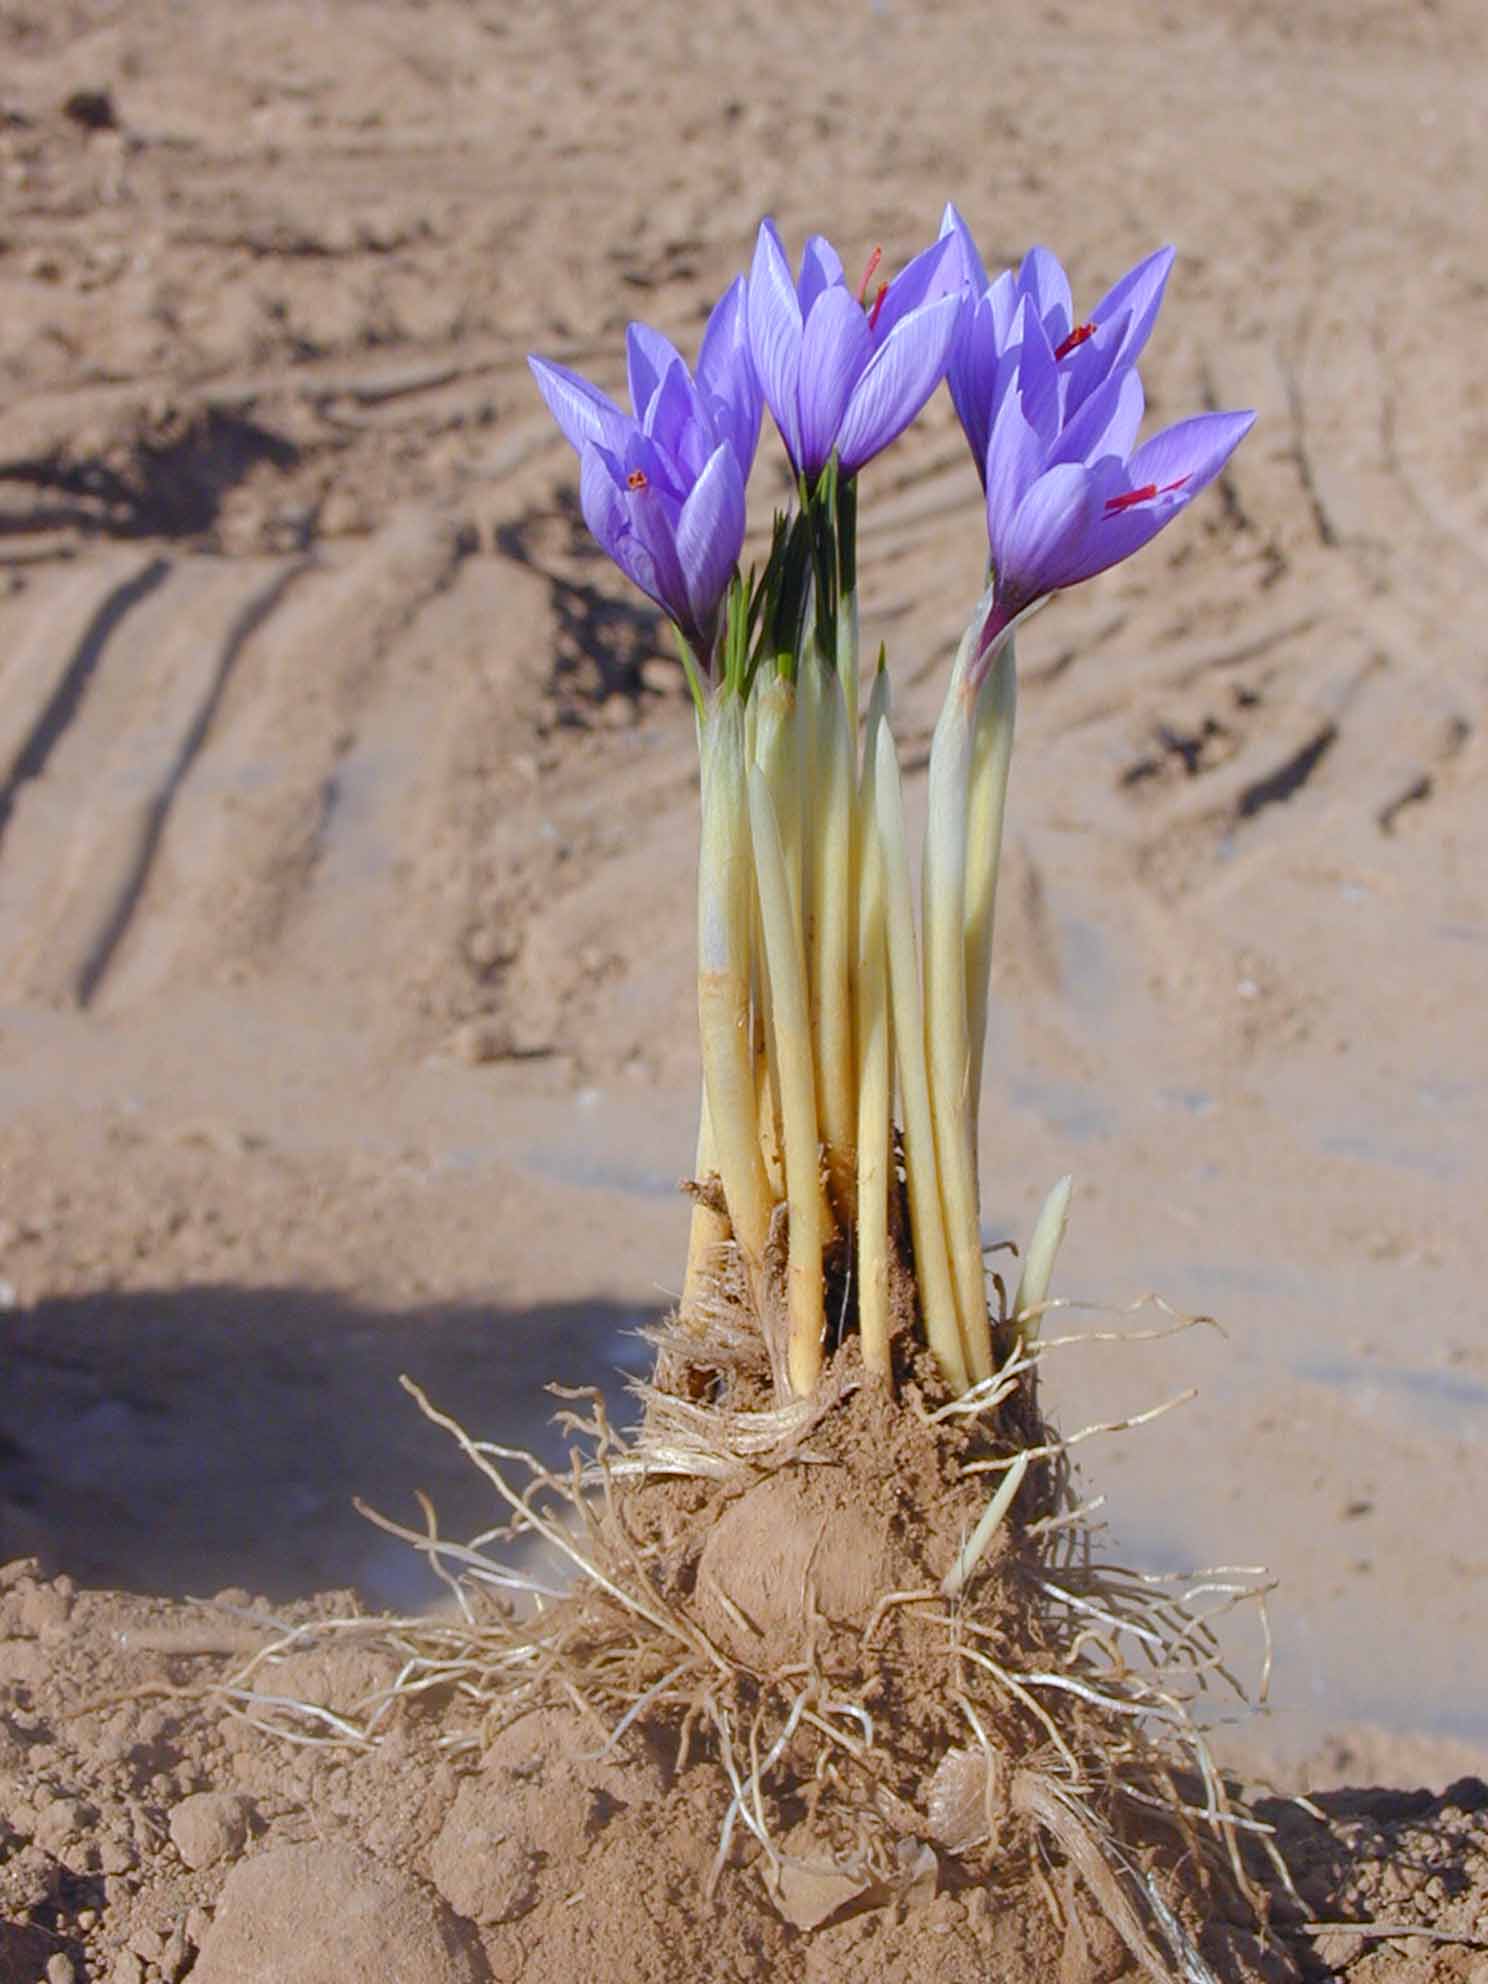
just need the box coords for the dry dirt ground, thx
[1,0,1487,1978]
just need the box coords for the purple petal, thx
[984,268,1019,348]
[999,461,1101,602]
[947,292,1004,486]
[835,290,960,476]
[697,276,763,476]
[748,219,805,468]
[528,355,629,457]
[640,362,709,486]
[578,440,629,565]
[1009,297,1061,446]
[1125,408,1256,494]
[676,441,746,644]
[983,346,1052,557]
[1057,308,1132,420]
[579,445,674,623]
[869,232,962,345]
[795,284,873,477]
[1063,493,1172,584]
[1056,409,1257,588]
[626,322,686,424]
[618,436,690,627]
[799,233,846,317]
[1016,246,1074,348]
[939,202,989,298]
[1048,365,1145,472]
[1091,245,1174,370]
[941,213,1002,476]
[697,275,747,386]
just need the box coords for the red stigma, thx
[1104,483,1158,513]
[1053,321,1097,361]
[868,280,889,331]
[626,468,648,491]
[1103,474,1190,516]
[856,245,883,305]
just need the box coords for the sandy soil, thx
[1,0,1486,1976]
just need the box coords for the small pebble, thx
[19,1583,71,1635]
[61,87,118,132]
[450,1017,511,1065]
[169,1791,252,1871]
[466,925,517,973]
[35,1797,87,1852]
[1313,1929,1366,1969]
[318,487,369,538]
[46,1955,78,1984]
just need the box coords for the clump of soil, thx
[192,1302,1301,1984]
[3,1362,1488,1981]
[4,1275,1485,1984]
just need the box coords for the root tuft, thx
[210,1282,1292,1976]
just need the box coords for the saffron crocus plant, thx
[528,213,1254,1407]
[910,240,1250,1378]
[973,388,1255,663]
[939,206,1176,486]
[747,220,963,480]
[936,214,1255,676]
[528,277,762,664]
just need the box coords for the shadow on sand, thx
[0,1283,659,1607]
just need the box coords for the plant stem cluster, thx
[529,210,1253,1400]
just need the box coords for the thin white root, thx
[962,1389,1198,1473]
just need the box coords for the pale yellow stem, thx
[753,674,803,926]
[922,680,992,1384]
[682,1081,732,1313]
[964,632,1017,1135]
[794,652,821,945]
[754,1012,786,1201]
[748,765,825,1397]
[809,659,857,1225]
[855,667,893,1382]
[874,718,971,1395]
[757,669,835,1241]
[697,697,772,1269]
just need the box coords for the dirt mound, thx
[4,1376,1488,1984]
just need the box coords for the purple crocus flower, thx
[939,205,1176,489]
[970,295,1254,668]
[528,278,762,657]
[746,219,963,481]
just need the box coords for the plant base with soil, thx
[223,1252,1303,1984]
